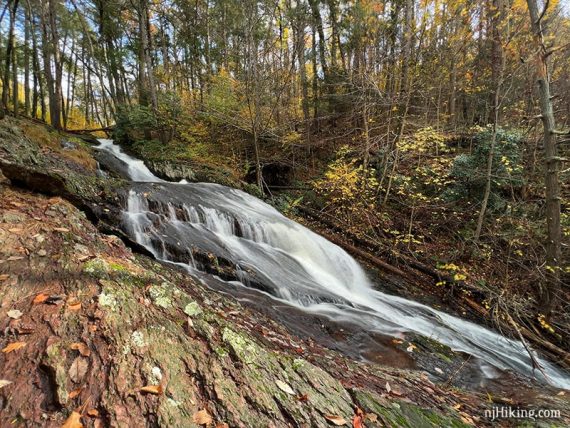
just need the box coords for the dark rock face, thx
[146,160,197,182]
[246,162,294,188]
[94,150,133,180]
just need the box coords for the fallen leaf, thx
[406,343,416,352]
[352,415,363,428]
[2,342,26,353]
[215,424,229,428]
[33,293,50,304]
[352,409,364,428]
[61,411,83,428]
[557,391,565,396]
[296,393,309,402]
[324,415,347,426]
[68,301,82,311]
[70,342,91,357]
[385,382,391,393]
[0,379,13,389]
[0,274,10,281]
[69,357,89,383]
[365,413,378,422]
[193,409,213,425]
[7,256,24,261]
[54,227,70,233]
[87,409,99,418]
[68,388,82,399]
[434,367,444,375]
[140,385,163,395]
[7,309,23,319]
[275,379,295,395]
[8,228,23,233]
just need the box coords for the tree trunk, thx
[1,0,19,119]
[526,0,562,315]
[474,0,505,243]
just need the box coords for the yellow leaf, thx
[61,411,83,428]
[140,385,163,395]
[2,342,26,353]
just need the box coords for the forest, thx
[0,0,569,426]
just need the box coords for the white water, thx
[97,139,570,390]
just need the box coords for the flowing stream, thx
[96,139,570,390]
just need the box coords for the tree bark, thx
[526,0,562,315]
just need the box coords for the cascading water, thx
[96,139,570,390]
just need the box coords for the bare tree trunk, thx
[24,4,31,116]
[526,0,562,315]
[474,0,505,243]
[1,0,19,119]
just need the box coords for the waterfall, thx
[96,139,570,390]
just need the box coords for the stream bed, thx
[95,139,570,392]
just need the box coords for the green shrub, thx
[444,127,524,211]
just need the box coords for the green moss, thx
[352,389,470,428]
[83,258,110,278]
[45,342,69,405]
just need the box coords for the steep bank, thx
[0,117,568,426]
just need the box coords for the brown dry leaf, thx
[192,409,213,425]
[33,293,50,304]
[140,385,163,395]
[7,256,24,261]
[8,228,23,233]
[70,342,91,357]
[365,413,378,422]
[324,415,347,426]
[68,388,82,399]
[54,227,70,233]
[2,342,26,353]
[69,357,89,383]
[61,411,83,428]
[296,393,309,402]
[0,274,10,281]
[87,409,99,418]
[68,301,82,311]
[215,424,229,428]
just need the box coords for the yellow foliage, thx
[313,146,379,225]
